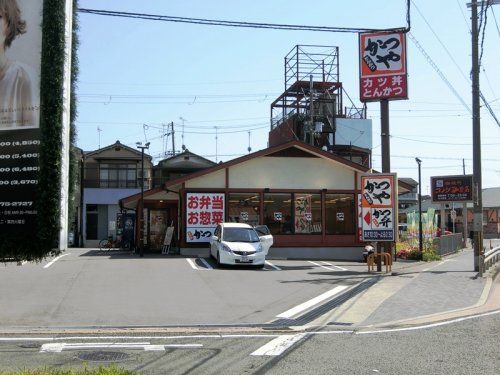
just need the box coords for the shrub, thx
[396,249,409,259]
[407,249,423,261]
[422,250,441,262]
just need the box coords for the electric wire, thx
[78,6,410,33]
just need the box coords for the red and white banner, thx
[359,31,408,102]
[186,192,225,243]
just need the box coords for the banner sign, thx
[431,175,473,203]
[360,174,397,241]
[359,31,408,102]
[0,0,43,234]
[186,192,225,243]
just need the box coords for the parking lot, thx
[0,248,373,329]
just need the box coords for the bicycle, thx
[99,236,131,251]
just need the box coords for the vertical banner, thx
[0,0,43,234]
[359,31,408,102]
[186,192,225,243]
[360,174,397,241]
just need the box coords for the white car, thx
[210,223,272,267]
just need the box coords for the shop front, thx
[163,141,373,260]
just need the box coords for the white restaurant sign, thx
[186,192,225,243]
[360,174,397,241]
[359,31,408,102]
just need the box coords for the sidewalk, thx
[320,246,499,329]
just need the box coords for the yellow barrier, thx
[367,252,392,273]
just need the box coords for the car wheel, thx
[255,263,265,269]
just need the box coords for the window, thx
[263,193,322,235]
[325,194,355,235]
[294,194,321,234]
[99,163,140,188]
[263,193,292,235]
[228,193,260,225]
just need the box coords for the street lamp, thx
[415,158,423,253]
[136,141,150,257]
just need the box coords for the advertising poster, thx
[294,195,312,234]
[431,175,473,203]
[186,193,225,243]
[359,31,408,102]
[360,174,397,241]
[0,0,43,233]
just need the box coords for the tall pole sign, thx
[0,0,43,236]
[359,31,408,270]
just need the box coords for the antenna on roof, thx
[179,116,186,151]
[247,131,252,153]
[97,127,102,149]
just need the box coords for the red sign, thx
[359,31,408,102]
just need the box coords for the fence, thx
[433,233,463,256]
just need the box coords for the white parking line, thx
[251,334,306,356]
[199,258,213,270]
[186,258,199,270]
[308,260,337,271]
[320,261,348,271]
[40,342,203,353]
[276,285,349,318]
[265,260,281,271]
[43,253,71,269]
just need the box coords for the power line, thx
[78,6,410,33]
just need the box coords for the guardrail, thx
[483,246,500,274]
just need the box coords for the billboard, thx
[186,193,225,243]
[0,0,43,233]
[359,31,408,102]
[360,174,397,241]
[431,175,473,203]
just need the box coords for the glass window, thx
[263,193,292,235]
[222,227,259,243]
[228,193,260,226]
[325,194,355,235]
[294,194,322,234]
[99,163,140,188]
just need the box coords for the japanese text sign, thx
[186,192,225,243]
[359,31,408,102]
[431,175,473,203]
[360,174,397,241]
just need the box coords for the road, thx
[0,312,498,374]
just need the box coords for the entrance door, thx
[147,205,178,251]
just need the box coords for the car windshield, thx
[223,227,260,242]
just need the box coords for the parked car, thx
[210,223,272,267]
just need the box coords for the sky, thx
[75,0,500,192]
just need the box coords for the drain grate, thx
[18,342,41,349]
[78,351,130,362]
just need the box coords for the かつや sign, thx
[360,174,397,241]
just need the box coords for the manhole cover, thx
[78,351,130,362]
[18,342,41,349]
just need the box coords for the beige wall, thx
[228,157,356,190]
[186,169,226,188]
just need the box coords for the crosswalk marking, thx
[276,285,349,318]
[251,334,306,356]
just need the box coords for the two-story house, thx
[81,141,153,247]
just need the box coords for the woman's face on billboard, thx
[0,13,5,50]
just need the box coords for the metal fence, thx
[433,233,463,256]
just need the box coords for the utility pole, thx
[379,99,390,272]
[463,158,468,248]
[309,75,315,146]
[415,158,423,252]
[136,142,150,258]
[471,0,483,273]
